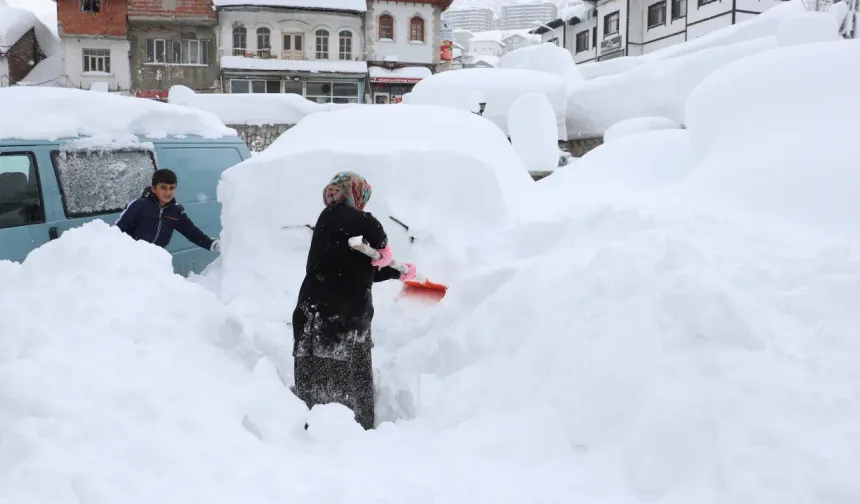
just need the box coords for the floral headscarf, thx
[322,171,372,210]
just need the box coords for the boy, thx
[115,168,220,252]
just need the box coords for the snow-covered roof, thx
[0,2,60,57]
[212,0,367,13]
[369,66,432,83]
[472,55,500,67]
[559,2,593,23]
[221,55,368,74]
[16,54,62,86]
[0,86,235,141]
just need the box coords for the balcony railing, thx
[223,47,364,61]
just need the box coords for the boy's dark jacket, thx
[115,187,215,250]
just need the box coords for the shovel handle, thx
[348,236,426,284]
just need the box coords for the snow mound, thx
[0,220,280,503]
[381,206,860,502]
[0,87,236,141]
[167,85,355,126]
[566,36,778,137]
[508,92,560,173]
[603,116,681,143]
[682,38,860,241]
[541,129,694,210]
[406,68,568,140]
[0,2,59,58]
[776,11,841,46]
[499,42,583,82]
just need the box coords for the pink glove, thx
[371,244,393,269]
[399,263,417,282]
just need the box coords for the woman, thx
[292,171,416,430]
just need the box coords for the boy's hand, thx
[210,239,220,252]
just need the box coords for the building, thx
[216,0,367,103]
[594,0,784,60]
[468,34,505,57]
[55,0,131,92]
[499,2,557,30]
[365,0,452,103]
[127,0,220,99]
[441,7,495,32]
[531,3,598,63]
[501,31,539,52]
[0,3,56,87]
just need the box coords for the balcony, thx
[223,47,364,62]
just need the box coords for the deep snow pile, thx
[404,68,568,139]
[167,85,357,126]
[566,7,841,137]
[508,92,560,173]
[0,87,235,141]
[603,116,681,143]
[498,42,584,82]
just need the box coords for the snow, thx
[16,54,62,86]
[499,42,583,81]
[89,81,109,92]
[776,10,842,45]
[680,38,860,240]
[220,55,368,74]
[406,68,568,140]
[0,87,236,141]
[470,54,500,67]
[5,17,860,504]
[603,116,681,143]
[212,0,367,12]
[0,0,60,88]
[167,85,354,126]
[6,0,57,37]
[369,66,433,80]
[508,92,560,173]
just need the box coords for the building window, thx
[0,153,44,230]
[315,29,329,59]
[51,150,156,218]
[283,33,304,59]
[603,11,620,36]
[306,81,360,104]
[575,30,589,52]
[671,0,687,19]
[410,16,425,42]
[232,25,247,56]
[80,0,100,13]
[145,39,179,64]
[647,1,667,28]
[82,48,110,73]
[257,27,271,58]
[338,31,352,60]
[181,39,209,65]
[378,14,394,40]
[229,79,281,93]
[592,26,597,46]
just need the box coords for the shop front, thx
[221,59,367,103]
[368,66,432,104]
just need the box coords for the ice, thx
[167,85,355,126]
[0,86,235,141]
[603,116,681,143]
[406,68,568,139]
[508,92,560,173]
[499,42,583,81]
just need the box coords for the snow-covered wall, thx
[62,37,131,93]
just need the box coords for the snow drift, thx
[603,116,681,143]
[405,68,568,140]
[681,38,860,241]
[0,87,235,141]
[499,42,584,82]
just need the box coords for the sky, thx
[7,0,58,35]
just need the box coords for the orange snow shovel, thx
[349,236,448,300]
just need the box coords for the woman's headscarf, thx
[322,171,372,211]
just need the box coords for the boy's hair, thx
[152,169,178,186]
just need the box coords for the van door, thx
[46,147,157,241]
[0,150,52,262]
[156,145,245,276]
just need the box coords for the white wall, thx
[640,0,686,42]
[469,39,504,56]
[597,0,627,58]
[686,10,732,38]
[687,0,732,25]
[570,18,597,63]
[219,10,364,60]
[642,30,686,51]
[366,0,436,64]
[62,37,131,93]
[737,0,785,12]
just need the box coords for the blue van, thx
[0,135,251,276]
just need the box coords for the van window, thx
[51,149,156,218]
[159,147,244,204]
[0,152,45,229]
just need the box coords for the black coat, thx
[292,202,400,361]
[115,188,215,250]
